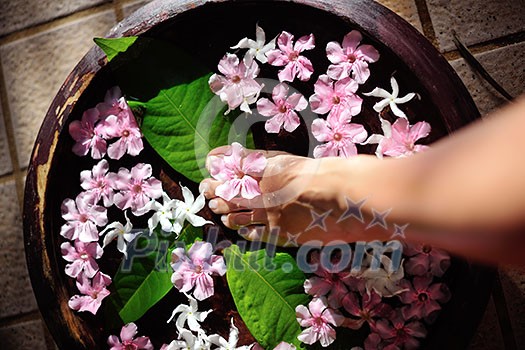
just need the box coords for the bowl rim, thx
[23,0,493,349]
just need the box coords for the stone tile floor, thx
[0,0,523,348]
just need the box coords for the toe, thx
[221,210,268,229]
[199,179,222,199]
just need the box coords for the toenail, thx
[236,213,252,225]
[208,199,218,210]
[199,182,209,193]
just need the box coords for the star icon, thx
[366,208,391,230]
[391,223,409,239]
[306,209,332,232]
[284,232,301,247]
[337,197,366,223]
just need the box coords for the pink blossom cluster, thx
[61,160,162,314]
[171,241,227,301]
[61,160,163,235]
[296,247,451,348]
[64,81,214,320]
[60,161,163,314]
[69,86,144,160]
[309,31,377,159]
[63,86,166,315]
[209,25,314,134]
[59,187,111,314]
[209,26,431,161]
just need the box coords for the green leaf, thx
[94,36,138,62]
[112,225,203,323]
[224,245,310,349]
[103,36,254,182]
[139,80,250,182]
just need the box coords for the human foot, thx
[200,144,391,245]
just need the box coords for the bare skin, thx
[200,96,525,265]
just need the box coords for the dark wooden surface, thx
[23,0,493,349]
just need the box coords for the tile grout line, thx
[0,57,26,211]
[443,30,525,61]
[0,2,115,46]
[0,173,16,185]
[414,0,439,49]
[0,310,42,328]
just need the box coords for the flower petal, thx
[342,30,363,52]
[240,176,262,199]
[242,152,267,175]
[294,33,315,52]
[257,98,279,117]
[120,322,138,342]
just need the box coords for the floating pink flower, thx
[101,111,144,160]
[68,272,111,315]
[68,107,107,159]
[107,322,154,350]
[209,53,263,114]
[208,142,267,200]
[171,241,227,301]
[364,118,430,159]
[404,243,451,277]
[343,271,367,295]
[257,83,307,133]
[363,333,382,350]
[79,159,117,207]
[303,252,356,308]
[296,297,344,347]
[399,276,451,320]
[311,110,368,158]
[266,31,315,82]
[61,240,103,278]
[326,30,379,84]
[60,192,108,242]
[373,312,427,349]
[113,163,163,216]
[341,290,392,330]
[96,86,127,117]
[309,75,362,118]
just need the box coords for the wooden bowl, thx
[23,0,494,349]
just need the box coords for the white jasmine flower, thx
[363,77,415,119]
[231,24,276,64]
[174,186,213,230]
[165,329,211,350]
[208,318,251,350]
[100,211,141,258]
[362,117,431,159]
[148,192,181,234]
[167,294,212,332]
[362,255,407,297]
